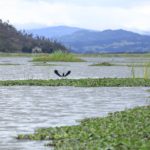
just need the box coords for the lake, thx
[0,56,150,80]
[0,56,149,149]
[0,86,149,150]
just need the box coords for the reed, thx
[143,63,150,79]
[131,64,135,79]
[32,51,85,62]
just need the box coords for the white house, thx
[32,47,42,53]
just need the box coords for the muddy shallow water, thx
[0,86,149,150]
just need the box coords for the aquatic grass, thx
[0,63,20,66]
[144,65,149,79]
[143,63,150,79]
[32,51,85,62]
[78,53,150,58]
[131,64,135,79]
[90,62,115,66]
[17,105,150,150]
[146,89,150,92]
[1,52,150,58]
[130,63,150,79]
[90,62,150,67]
[104,53,150,58]
[0,52,38,57]
[1,78,150,87]
[32,63,59,66]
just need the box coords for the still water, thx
[0,86,149,150]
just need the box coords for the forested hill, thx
[0,20,67,53]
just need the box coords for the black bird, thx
[54,70,71,77]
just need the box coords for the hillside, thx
[28,26,82,38]
[27,25,150,53]
[59,29,150,53]
[0,20,67,53]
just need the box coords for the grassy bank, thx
[17,105,150,150]
[79,53,150,58]
[100,53,150,57]
[32,51,85,62]
[0,52,150,58]
[0,52,35,57]
[1,78,150,87]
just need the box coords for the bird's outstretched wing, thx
[64,70,71,77]
[54,70,62,77]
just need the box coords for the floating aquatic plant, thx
[17,105,150,150]
[1,78,150,87]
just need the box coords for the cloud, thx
[22,0,150,7]
[0,0,150,31]
[0,0,72,26]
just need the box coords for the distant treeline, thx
[0,19,67,53]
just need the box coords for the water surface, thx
[0,57,149,80]
[0,86,149,150]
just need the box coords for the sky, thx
[0,0,150,32]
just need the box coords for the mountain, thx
[0,20,67,53]
[28,25,150,53]
[59,29,150,53]
[140,31,150,36]
[28,26,82,38]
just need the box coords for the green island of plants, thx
[1,78,150,87]
[90,62,115,66]
[17,105,150,150]
[90,62,150,67]
[0,63,20,66]
[79,53,150,58]
[32,51,85,62]
[32,63,60,66]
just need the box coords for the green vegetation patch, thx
[32,63,59,66]
[32,51,85,62]
[90,62,115,66]
[105,53,150,57]
[90,62,150,67]
[79,53,150,58]
[0,53,34,57]
[17,105,150,150]
[0,63,20,66]
[1,78,150,87]
[146,89,150,92]
[127,63,150,67]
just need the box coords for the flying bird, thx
[54,70,71,77]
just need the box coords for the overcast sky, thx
[0,0,150,31]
